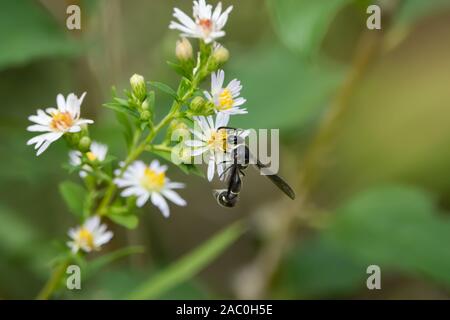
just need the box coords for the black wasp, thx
[213,127,296,208]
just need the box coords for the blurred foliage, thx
[279,186,450,298]
[229,45,345,130]
[0,0,450,299]
[326,186,450,286]
[267,0,352,58]
[128,221,244,299]
[0,0,80,70]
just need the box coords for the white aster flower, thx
[27,92,93,156]
[69,141,108,178]
[114,160,186,218]
[185,113,233,181]
[169,0,233,44]
[204,70,247,115]
[67,216,113,253]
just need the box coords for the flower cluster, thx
[170,1,249,182]
[26,0,245,259]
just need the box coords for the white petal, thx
[68,126,81,133]
[191,146,209,156]
[207,115,215,130]
[121,186,144,197]
[27,132,54,146]
[212,2,222,21]
[162,189,186,206]
[215,112,229,129]
[76,119,94,125]
[36,140,52,156]
[166,182,185,189]
[27,125,50,132]
[136,192,151,207]
[207,158,215,181]
[151,192,170,218]
[233,97,246,107]
[173,8,197,30]
[95,231,113,246]
[204,91,213,101]
[209,31,225,40]
[216,70,225,90]
[45,107,58,114]
[217,6,233,28]
[57,94,66,112]
[169,21,196,35]
[185,140,205,147]
[66,93,79,115]
[85,216,100,231]
[28,110,51,125]
[189,128,207,141]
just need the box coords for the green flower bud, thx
[130,74,147,101]
[140,110,152,121]
[65,131,81,148]
[78,136,92,153]
[190,96,206,113]
[141,98,150,110]
[176,38,193,61]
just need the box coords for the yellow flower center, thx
[50,111,74,131]
[77,228,94,249]
[218,89,234,111]
[86,152,97,161]
[141,168,166,191]
[208,129,228,152]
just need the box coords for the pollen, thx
[141,168,166,191]
[218,89,234,111]
[50,111,74,131]
[86,152,97,162]
[77,228,94,249]
[208,129,228,152]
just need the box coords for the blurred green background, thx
[1,0,450,299]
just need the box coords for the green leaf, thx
[324,185,450,287]
[127,221,245,299]
[149,81,179,101]
[266,0,351,57]
[58,181,87,218]
[107,204,139,229]
[113,97,131,107]
[108,211,139,229]
[146,91,156,110]
[103,102,140,118]
[114,111,134,150]
[167,61,191,79]
[0,0,80,70]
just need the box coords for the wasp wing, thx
[255,160,296,200]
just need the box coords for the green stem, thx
[36,259,70,300]
[96,79,198,216]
